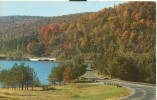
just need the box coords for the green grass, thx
[0,83,130,100]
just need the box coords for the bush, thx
[42,85,56,91]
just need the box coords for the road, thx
[82,70,156,100]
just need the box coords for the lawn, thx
[0,83,130,100]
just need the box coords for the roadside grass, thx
[95,71,111,79]
[0,83,130,100]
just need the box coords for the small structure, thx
[26,57,56,61]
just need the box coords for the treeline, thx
[0,33,39,60]
[0,63,40,90]
[0,13,87,41]
[94,52,155,83]
[48,56,86,84]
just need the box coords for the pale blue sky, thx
[0,1,126,17]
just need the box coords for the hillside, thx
[0,2,155,83]
[0,13,89,41]
[0,2,155,57]
[38,2,155,58]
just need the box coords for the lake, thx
[0,60,58,85]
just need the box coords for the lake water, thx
[0,60,58,85]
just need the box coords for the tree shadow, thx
[11,94,37,97]
[0,96,18,99]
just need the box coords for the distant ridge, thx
[0,13,89,41]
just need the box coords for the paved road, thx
[82,70,156,100]
[97,79,156,100]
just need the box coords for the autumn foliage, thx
[62,67,72,83]
[0,2,155,83]
[33,2,155,59]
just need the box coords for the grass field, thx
[0,83,130,100]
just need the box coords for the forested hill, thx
[38,2,155,58]
[0,2,155,83]
[0,13,89,41]
[0,2,155,57]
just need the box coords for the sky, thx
[0,1,126,17]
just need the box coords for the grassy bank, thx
[0,83,130,100]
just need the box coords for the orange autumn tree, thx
[40,26,51,42]
[80,35,88,47]
[26,42,34,54]
[62,67,72,83]
[40,24,60,42]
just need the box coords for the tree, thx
[0,69,10,88]
[72,55,86,80]
[80,36,88,47]
[48,67,60,84]
[48,63,69,85]
[0,63,40,90]
[62,67,72,83]
[27,42,45,56]
[27,42,34,54]
[48,56,86,84]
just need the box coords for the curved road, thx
[82,70,156,100]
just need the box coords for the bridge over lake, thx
[26,57,56,61]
